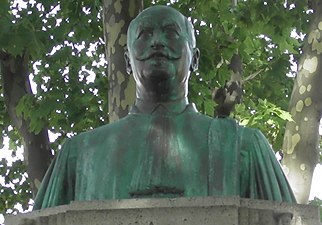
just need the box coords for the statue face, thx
[125,6,199,96]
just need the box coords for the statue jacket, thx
[34,101,296,209]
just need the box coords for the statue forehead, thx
[127,5,196,49]
[130,6,186,29]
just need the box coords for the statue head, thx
[124,5,200,102]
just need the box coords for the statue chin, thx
[143,67,175,79]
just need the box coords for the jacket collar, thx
[129,98,198,115]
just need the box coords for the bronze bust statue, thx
[34,5,295,210]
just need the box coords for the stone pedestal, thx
[5,196,321,225]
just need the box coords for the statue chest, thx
[75,114,239,201]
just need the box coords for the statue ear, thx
[190,48,200,72]
[124,51,132,75]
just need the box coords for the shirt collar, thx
[129,98,198,115]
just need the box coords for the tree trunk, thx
[0,51,52,197]
[282,0,322,204]
[102,0,143,122]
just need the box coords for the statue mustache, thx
[136,51,180,61]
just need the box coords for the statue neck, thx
[133,97,190,114]
[135,82,188,103]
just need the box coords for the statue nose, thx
[151,40,165,49]
[150,32,165,49]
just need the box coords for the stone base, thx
[5,196,321,225]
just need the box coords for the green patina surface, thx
[34,6,296,210]
[34,103,295,209]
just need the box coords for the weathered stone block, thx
[5,197,321,225]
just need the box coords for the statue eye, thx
[164,28,179,39]
[137,29,153,39]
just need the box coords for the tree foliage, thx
[173,0,309,150]
[0,0,107,213]
[0,0,320,216]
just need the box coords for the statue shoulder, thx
[62,115,136,154]
[77,114,134,138]
[208,119,267,143]
[237,125,269,147]
[207,118,272,154]
[209,117,239,131]
[236,124,277,160]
